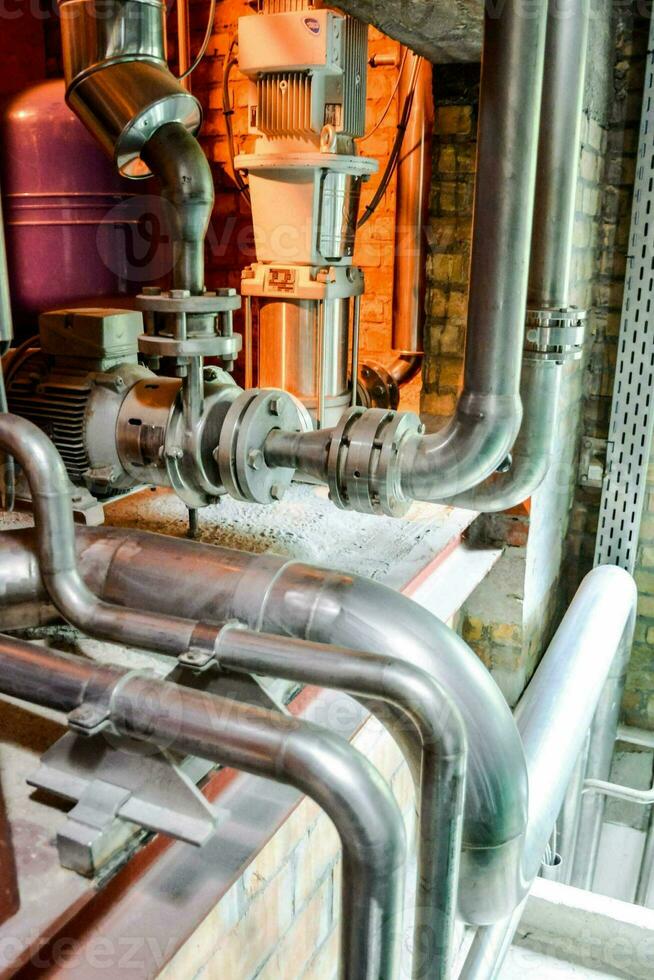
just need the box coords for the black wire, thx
[177,0,217,82]
[223,39,251,205]
[357,55,422,230]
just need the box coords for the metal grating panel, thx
[595,25,654,573]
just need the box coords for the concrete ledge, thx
[517,878,654,979]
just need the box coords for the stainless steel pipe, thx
[0,182,12,355]
[265,0,547,506]
[443,0,590,512]
[59,0,210,292]
[0,524,528,926]
[0,633,406,980]
[141,121,214,294]
[0,414,226,659]
[460,565,638,979]
[59,0,201,179]
[215,626,467,980]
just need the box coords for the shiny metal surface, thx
[0,414,226,658]
[2,524,529,925]
[317,169,364,260]
[0,633,406,980]
[215,626,467,979]
[264,0,548,507]
[258,298,350,428]
[392,54,432,355]
[443,0,589,512]
[0,181,12,354]
[60,0,201,179]
[140,122,213,293]
[461,565,638,979]
[59,0,166,81]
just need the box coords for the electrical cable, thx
[223,38,251,205]
[357,53,422,229]
[358,48,409,144]
[177,0,217,82]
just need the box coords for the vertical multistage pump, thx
[237,0,377,428]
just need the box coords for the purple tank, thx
[1,80,171,328]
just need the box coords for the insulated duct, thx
[0,523,530,927]
[460,565,637,979]
[0,633,406,980]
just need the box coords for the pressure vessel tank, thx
[0,80,170,334]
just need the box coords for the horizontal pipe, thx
[215,626,467,980]
[0,415,224,659]
[0,633,406,980]
[0,524,528,925]
[460,565,638,979]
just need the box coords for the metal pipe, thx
[0,414,225,659]
[460,565,638,980]
[570,631,633,889]
[141,122,213,294]
[0,182,13,355]
[636,805,654,906]
[0,633,406,980]
[215,626,467,980]
[265,0,547,506]
[391,53,432,357]
[58,0,202,179]
[443,0,590,512]
[176,0,192,85]
[0,524,528,926]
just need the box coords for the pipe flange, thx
[217,390,312,504]
[524,307,587,362]
[327,407,422,517]
[358,361,400,411]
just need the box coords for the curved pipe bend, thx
[0,414,225,660]
[443,359,561,511]
[0,524,529,925]
[141,122,214,294]
[215,626,467,979]
[0,634,406,980]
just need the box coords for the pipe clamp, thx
[525,307,587,363]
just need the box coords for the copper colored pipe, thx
[391,52,433,357]
[0,773,19,924]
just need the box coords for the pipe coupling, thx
[217,390,313,505]
[325,407,423,517]
[524,307,586,363]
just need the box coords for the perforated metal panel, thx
[595,31,654,573]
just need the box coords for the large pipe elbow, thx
[141,122,214,294]
[442,360,561,512]
[398,392,522,503]
[255,563,529,924]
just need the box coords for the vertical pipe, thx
[0,635,406,980]
[635,804,654,905]
[0,184,13,354]
[0,771,19,925]
[391,53,433,356]
[177,0,192,88]
[460,565,637,980]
